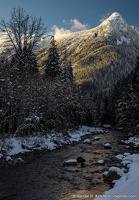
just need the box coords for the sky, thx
[0,0,139,37]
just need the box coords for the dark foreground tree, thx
[0,7,47,71]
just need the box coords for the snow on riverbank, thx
[124,137,139,146]
[95,153,139,200]
[0,126,103,161]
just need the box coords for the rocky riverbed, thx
[0,129,138,200]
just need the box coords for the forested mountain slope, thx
[38,12,139,94]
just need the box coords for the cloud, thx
[70,19,90,32]
[99,13,110,23]
[51,19,90,39]
[52,25,71,39]
[99,16,107,23]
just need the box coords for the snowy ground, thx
[0,126,104,161]
[95,149,139,200]
[124,137,139,146]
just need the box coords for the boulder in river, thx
[103,166,125,185]
[104,143,112,149]
[83,139,92,144]
[103,170,120,185]
[77,156,86,163]
[81,162,85,168]
[63,159,77,166]
[97,160,105,165]
[92,137,101,141]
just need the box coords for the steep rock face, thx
[38,12,139,95]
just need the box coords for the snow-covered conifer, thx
[45,36,61,78]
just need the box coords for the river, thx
[0,129,133,200]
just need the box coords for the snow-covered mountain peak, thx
[108,12,123,20]
[101,12,128,32]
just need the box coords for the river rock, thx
[104,143,112,149]
[103,171,120,185]
[83,139,92,144]
[97,160,105,165]
[103,166,125,185]
[63,159,77,166]
[81,162,85,168]
[77,156,86,163]
[92,137,101,141]
[118,140,127,145]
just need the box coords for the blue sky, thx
[0,0,139,35]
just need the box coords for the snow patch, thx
[104,143,111,147]
[103,124,111,128]
[68,126,103,142]
[115,154,124,160]
[9,138,30,155]
[6,156,13,161]
[109,167,125,177]
[64,159,77,163]
[66,42,74,49]
[124,137,139,146]
[94,136,101,140]
[103,171,108,176]
[97,160,105,164]
[0,126,104,160]
[83,139,92,144]
[117,36,130,45]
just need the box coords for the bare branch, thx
[0,7,47,68]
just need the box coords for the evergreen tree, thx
[45,36,61,78]
[62,50,74,82]
[115,56,139,132]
